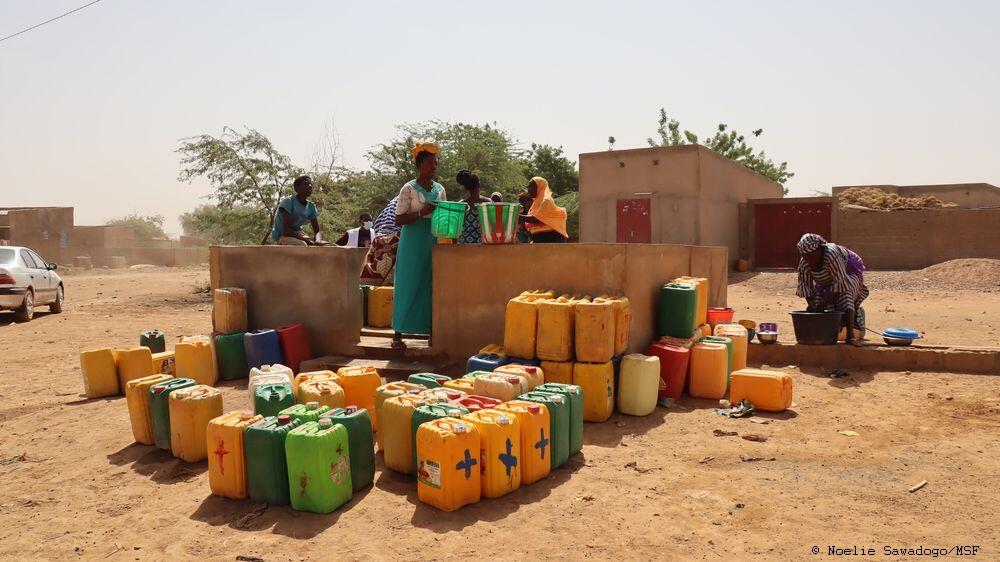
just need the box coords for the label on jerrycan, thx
[418,459,441,488]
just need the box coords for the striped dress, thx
[796,243,869,329]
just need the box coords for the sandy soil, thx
[1,267,998,560]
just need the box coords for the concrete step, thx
[747,340,1000,375]
[299,355,439,381]
[360,327,429,340]
[357,335,436,361]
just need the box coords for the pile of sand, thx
[918,259,1000,286]
[838,187,957,210]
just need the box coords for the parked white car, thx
[0,246,64,322]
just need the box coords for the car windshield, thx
[0,248,14,265]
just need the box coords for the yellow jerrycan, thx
[416,417,481,511]
[503,293,549,359]
[573,361,614,422]
[381,393,429,472]
[206,411,262,499]
[536,297,576,362]
[574,298,615,363]
[540,361,574,385]
[292,370,338,399]
[443,377,476,394]
[689,342,728,399]
[115,347,154,391]
[80,348,119,398]
[368,286,394,328]
[168,385,224,462]
[175,339,218,387]
[212,287,247,333]
[496,400,551,485]
[495,364,544,390]
[298,379,346,410]
[714,324,749,372]
[597,295,631,357]
[461,409,521,499]
[617,354,660,416]
[374,382,425,449]
[473,373,526,402]
[125,374,173,444]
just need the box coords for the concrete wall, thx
[832,183,1000,209]
[837,208,1000,269]
[432,243,728,359]
[210,246,368,356]
[578,144,783,266]
[0,207,74,262]
[71,225,136,250]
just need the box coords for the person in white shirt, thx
[335,212,373,248]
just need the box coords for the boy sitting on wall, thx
[272,176,321,246]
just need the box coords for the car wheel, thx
[50,285,64,314]
[15,289,34,322]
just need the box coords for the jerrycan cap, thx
[152,384,167,393]
[408,389,422,395]
[528,405,542,414]
[269,387,280,397]
[506,376,521,384]
[318,418,333,428]
[445,392,461,400]
[345,405,358,414]
[497,415,511,425]
[453,423,468,433]
[277,415,292,425]
[305,401,319,410]
[447,409,463,417]
[239,410,254,420]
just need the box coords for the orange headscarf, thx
[526,177,568,238]
[411,142,440,160]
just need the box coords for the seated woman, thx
[796,233,869,345]
[520,176,568,243]
[455,170,491,244]
[391,142,445,349]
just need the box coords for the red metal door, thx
[754,202,832,268]
[616,199,651,243]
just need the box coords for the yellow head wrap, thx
[411,142,440,160]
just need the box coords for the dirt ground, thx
[1,267,998,560]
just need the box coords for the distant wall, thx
[579,144,782,266]
[832,183,1000,209]
[0,207,74,261]
[838,208,1000,269]
[432,243,728,359]
[210,246,368,357]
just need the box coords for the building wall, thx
[70,225,136,251]
[210,246,368,357]
[0,207,74,262]
[432,243,728,359]
[832,183,1000,209]
[838,208,1000,269]
[578,145,783,266]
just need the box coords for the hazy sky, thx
[2,0,998,235]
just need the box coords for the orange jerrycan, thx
[597,295,631,357]
[462,409,521,498]
[540,360,574,385]
[496,401,551,485]
[689,342,728,399]
[714,324,749,372]
[674,276,709,328]
[473,373,526,402]
[729,369,793,412]
[80,348,119,398]
[503,293,548,359]
[416,417,481,511]
[381,393,429,472]
[115,347,154,391]
[168,385,224,462]
[337,366,382,428]
[573,361,614,422]
[292,370,338,399]
[125,374,173,444]
[298,379,346,410]
[174,339,218,387]
[495,364,544,390]
[207,411,262,499]
[574,298,615,363]
[536,297,576,362]
[443,378,476,394]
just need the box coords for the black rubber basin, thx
[790,311,843,345]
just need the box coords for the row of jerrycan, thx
[415,382,586,511]
[246,364,382,425]
[503,290,630,364]
[208,405,376,514]
[124,374,224,463]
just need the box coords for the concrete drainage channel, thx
[748,342,1000,375]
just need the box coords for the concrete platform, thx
[748,341,1000,375]
[299,355,438,381]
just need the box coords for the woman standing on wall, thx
[391,142,446,349]
[456,169,490,244]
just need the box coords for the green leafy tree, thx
[177,127,302,244]
[647,108,793,191]
[523,143,579,196]
[106,213,167,244]
[179,204,263,245]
